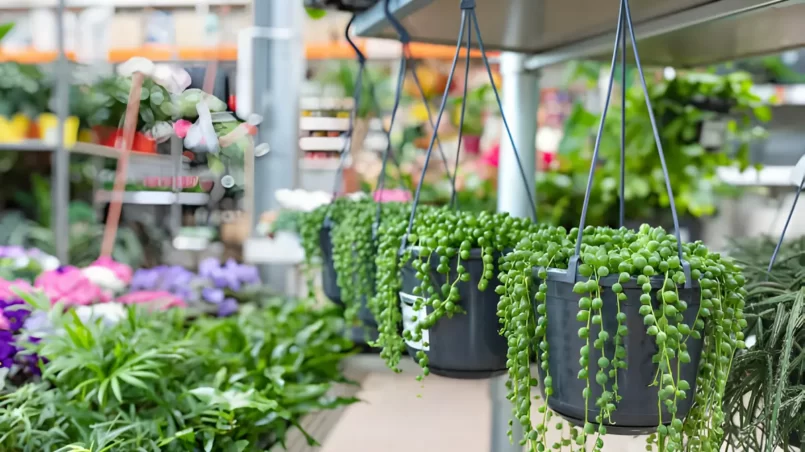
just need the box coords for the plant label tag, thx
[699,119,727,149]
[399,291,429,351]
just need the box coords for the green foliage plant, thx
[330,201,409,323]
[370,206,541,377]
[540,70,769,229]
[0,294,356,451]
[722,235,805,451]
[85,75,177,132]
[498,223,747,451]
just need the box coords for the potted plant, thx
[299,195,368,306]
[84,75,178,153]
[449,84,490,155]
[330,200,409,335]
[371,205,540,378]
[722,235,805,451]
[497,223,746,450]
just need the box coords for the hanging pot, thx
[400,247,507,379]
[536,267,703,434]
[319,222,379,337]
[318,223,343,306]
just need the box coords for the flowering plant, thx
[0,246,59,283]
[129,258,261,316]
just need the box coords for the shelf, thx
[0,140,55,151]
[242,234,305,265]
[751,84,805,106]
[353,0,802,69]
[717,165,795,187]
[0,140,183,164]
[301,158,349,171]
[0,0,248,8]
[0,40,494,64]
[299,136,347,152]
[94,190,210,205]
[300,117,351,132]
[300,97,354,111]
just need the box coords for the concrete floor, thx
[311,355,646,452]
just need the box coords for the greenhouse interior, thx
[1,0,805,450]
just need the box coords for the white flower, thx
[39,255,60,271]
[117,57,191,94]
[75,302,127,327]
[81,266,126,293]
[275,189,333,212]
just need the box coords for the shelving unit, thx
[93,190,210,205]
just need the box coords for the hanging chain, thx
[569,0,691,286]
[400,0,538,251]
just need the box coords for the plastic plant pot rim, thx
[400,246,510,261]
[532,267,701,290]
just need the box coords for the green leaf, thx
[305,7,326,19]
[0,23,13,42]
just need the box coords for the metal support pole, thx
[52,0,70,263]
[491,51,539,452]
[496,52,539,220]
[490,373,523,452]
[252,0,303,292]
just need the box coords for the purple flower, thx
[223,259,260,286]
[217,298,238,317]
[130,268,160,291]
[202,287,225,304]
[0,246,26,259]
[198,257,221,280]
[0,299,31,333]
[0,330,17,368]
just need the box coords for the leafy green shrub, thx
[0,296,356,451]
[722,236,805,451]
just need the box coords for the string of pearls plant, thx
[498,224,746,452]
[331,201,410,322]
[298,197,356,297]
[370,207,541,377]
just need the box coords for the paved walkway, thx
[309,356,647,452]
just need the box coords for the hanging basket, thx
[399,247,507,379]
[536,267,702,434]
[319,222,379,331]
[318,223,343,306]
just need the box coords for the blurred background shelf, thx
[93,190,210,205]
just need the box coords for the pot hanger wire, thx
[328,15,405,216]
[568,0,692,287]
[765,170,805,279]
[399,0,539,251]
[382,0,456,185]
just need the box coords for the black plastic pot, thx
[536,267,703,434]
[319,224,343,306]
[399,248,507,379]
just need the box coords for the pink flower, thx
[173,119,193,138]
[373,188,412,203]
[0,278,33,301]
[90,257,133,285]
[0,312,9,330]
[35,267,110,306]
[116,291,187,310]
[481,144,499,168]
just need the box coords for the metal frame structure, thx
[340,0,805,451]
